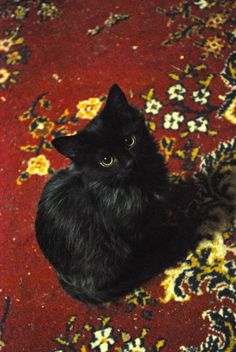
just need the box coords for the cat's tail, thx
[57,269,157,305]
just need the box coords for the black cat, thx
[35,84,191,304]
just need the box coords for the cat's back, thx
[35,166,93,272]
[36,166,87,229]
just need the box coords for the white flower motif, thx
[145,98,163,115]
[124,337,146,352]
[168,84,186,101]
[192,88,210,105]
[187,116,209,133]
[90,327,115,352]
[163,111,185,130]
[194,0,210,9]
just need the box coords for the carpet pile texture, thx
[1,0,236,351]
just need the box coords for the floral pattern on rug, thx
[142,62,220,138]
[2,1,236,351]
[195,137,236,205]
[49,225,236,352]
[0,26,30,88]
[45,138,236,351]
[0,1,61,90]
[157,0,236,59]
[0,0,61,22]
[17,94,105,184]
[218,51,236,124]
[53,315,166,352]
[17,53,235,183]
[180,307,236,352]
[160,231,236,303]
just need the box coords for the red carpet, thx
[1,0,236,351]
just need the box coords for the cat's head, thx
[52,84,162,185]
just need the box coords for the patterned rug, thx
[1,1,236,351]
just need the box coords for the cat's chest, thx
[95,185,151,220]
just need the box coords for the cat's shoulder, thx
[43,166,83,197]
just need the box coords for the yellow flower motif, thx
[222,96,236,124]
[26,155,50,176]
[76,97,103,119]
[0,68,11,84]
[5,51,22,65]
[14,6,28,20]
[206,13,228,29]
[39,2,60,20]
[203,36,225,57]
[0,69,19,87]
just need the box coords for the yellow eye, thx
[124,135,136,149]
[99,156,115,168]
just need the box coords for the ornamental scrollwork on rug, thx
[0,26,31,88]
[156,0,236,60]
[52,315,166,352]
[17,93,105,184]
[218,51,236,125]
[0,0,61,22]
[180,307,236,352]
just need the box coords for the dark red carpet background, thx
[0,1,236,351]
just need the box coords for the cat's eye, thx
[99,156,115,168]
[124,135,136,149]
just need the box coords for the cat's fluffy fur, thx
[35,84,190,304]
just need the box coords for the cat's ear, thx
[104,84,129,112]
[52,134,85,159]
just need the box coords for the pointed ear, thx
[52,134,82,159]
[104,84,129,112]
